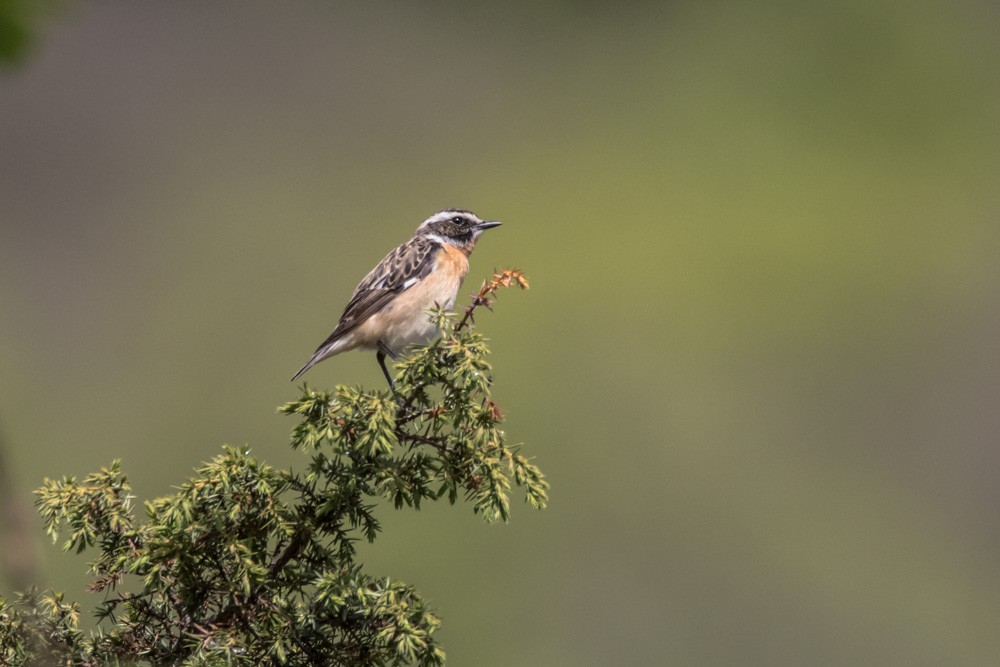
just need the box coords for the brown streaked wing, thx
[312,237,441,350]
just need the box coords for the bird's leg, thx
[376,341,397,390]
[376,351,394,390]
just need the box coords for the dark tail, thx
[290,357,316,382]
[290,336,347,381]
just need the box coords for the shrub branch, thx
[0,270,544,667]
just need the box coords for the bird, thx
[291,208,502,387]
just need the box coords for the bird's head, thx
[415,209,502,254]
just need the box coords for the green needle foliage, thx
[0,270,546,666]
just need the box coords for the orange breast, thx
[438,242,471,278]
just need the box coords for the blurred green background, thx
[3,2,1000,664]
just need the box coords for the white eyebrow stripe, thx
[423,210,482,226]
[426,212,454,223]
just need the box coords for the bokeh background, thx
[3,2,1000,664]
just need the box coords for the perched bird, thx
[291,208,502,387]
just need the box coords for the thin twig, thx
[454,269,529,333]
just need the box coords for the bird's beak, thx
[477,220,502,231]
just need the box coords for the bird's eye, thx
[451,216,464,225]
